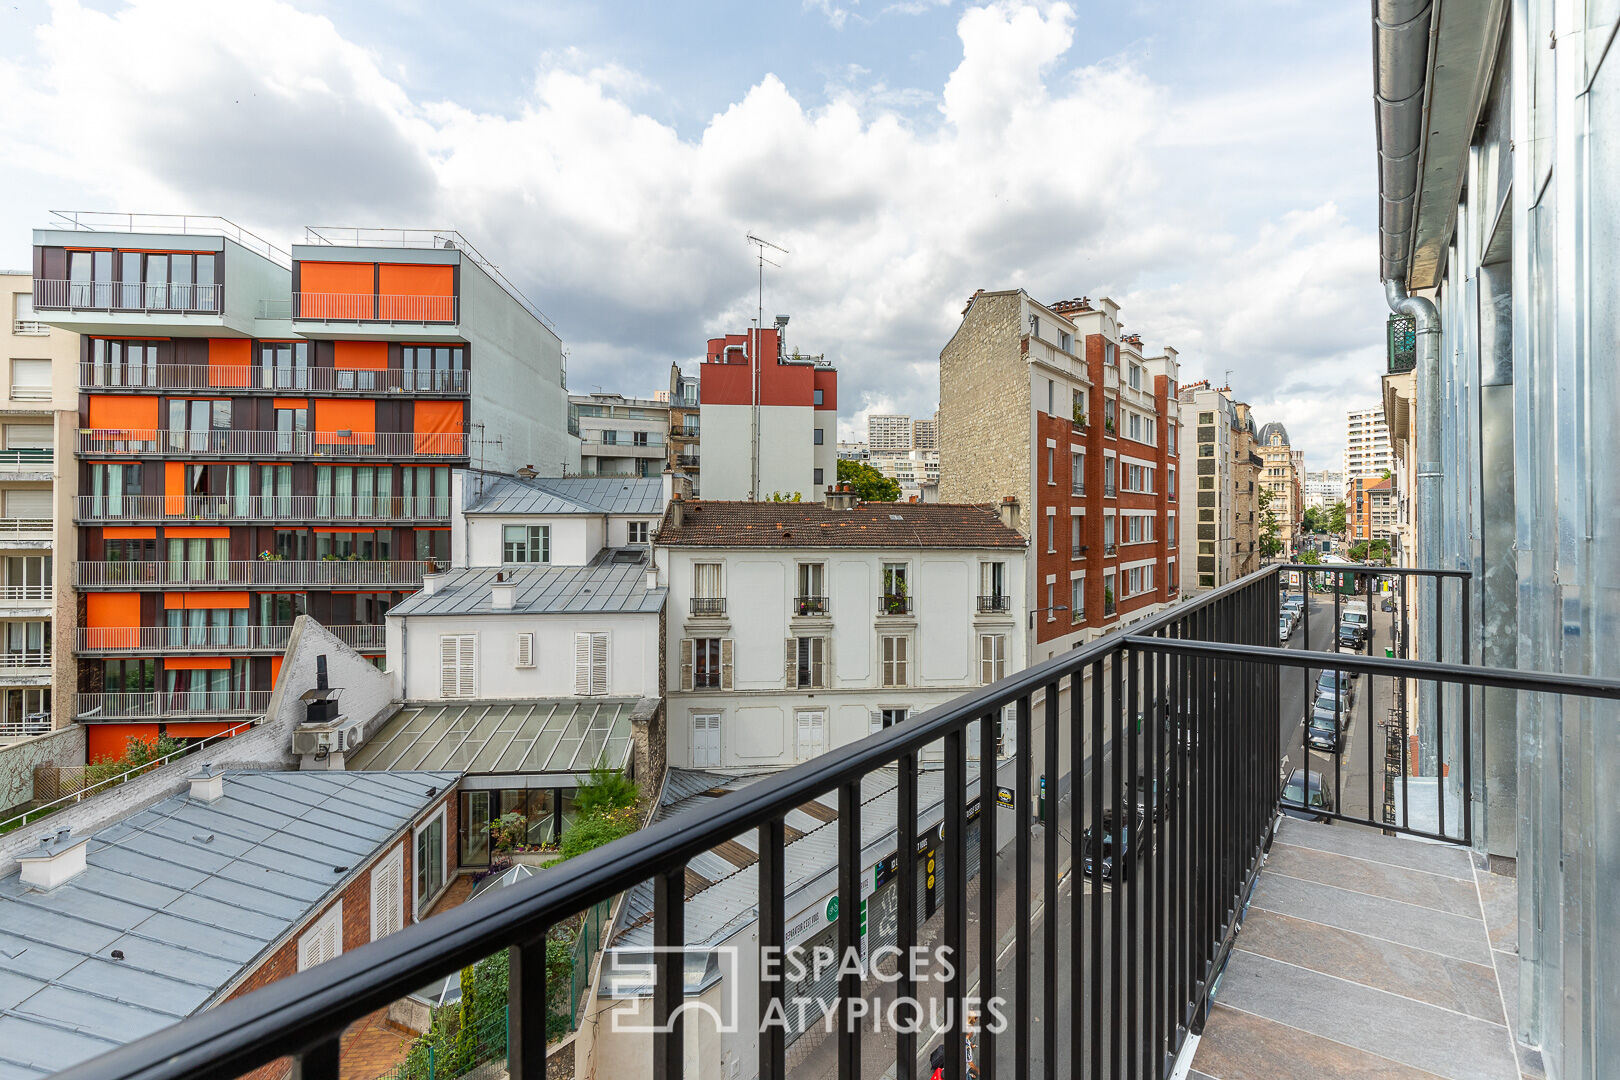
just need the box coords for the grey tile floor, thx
[1191,817,1529,1080]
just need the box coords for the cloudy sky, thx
[0,0,1385,468]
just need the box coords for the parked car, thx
[1279,615,1294,642]
[1081,808,1146,882]
[1133,773,1168,821]
[1281,768,1333,822]
[1306,703,1343,752]
[1316,669,1357,707]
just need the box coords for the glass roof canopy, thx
[346,699,637,776]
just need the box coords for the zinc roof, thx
[465,475,664,516]
[388,559,666,618]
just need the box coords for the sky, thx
[0,0,1387,469]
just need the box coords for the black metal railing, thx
[794,594,828,616]
[977,593,1011,613]
[690,597,726,617]
[878,594,912,615]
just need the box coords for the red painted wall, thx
[699,327,835,409]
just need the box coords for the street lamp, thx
[1028,605,1069,629]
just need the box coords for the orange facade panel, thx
[165,462,185,515]
[88,724,160,763]
[414,400,464,454]
[165,526,232,538]
[379,263,453,297]
[314,399,377,445]
[85,593,140,649]
[164,591,249,610]
[334,340,389,370]
[299,261,375,319]
[103,526,157,539]
[273,397,309,410]
[164,657,232,670]
[207,339,251,388]
[87,395,159,432]
[166,722,246,739]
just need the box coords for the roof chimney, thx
[516,463,538,480]
[491,571,515,610]
[1000,496,1020,531]
[17,828,90,890]
[825,484,858,511]
[669,493,685,529]
[189,764,224,803]
[421,569,446,596]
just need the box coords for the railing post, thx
[837,780,862,1077]
[944,726,968,1080]
[508,936,547,1080]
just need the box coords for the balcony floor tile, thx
[1249,869,1492,965]
[1195,1003,1451,1079]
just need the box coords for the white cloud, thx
[0,0,1378,466]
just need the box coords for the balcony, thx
[293,291,457,324]
[75,624,384,655]
[1071,480,1085,497]
[76,429,467,459]
[675,453,701,468]
[1104,480,1117,497]
[76,494,451,524]
[0,651,50,670]
[0,447,52,471]
[33,278,221,315]
[43,562,1618,1080]
[0,517,51,542]
[78,362,469,396]
[1104,540,1117,556]
[793,594,828,616]
[877,594,913,616]
[689,597,727,617]
[12,319,49,336]
[977,593,1011,613]
[76,559,430,589]
[77,690,271,720]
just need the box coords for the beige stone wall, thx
[938,292,1031,530]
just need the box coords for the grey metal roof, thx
[614,764,983,952]
[346,700,638,775]
[389,559,666,618]
[0,770,458,1079]
[465,476,665,516]
[1256,421,1291,447]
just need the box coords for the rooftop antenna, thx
[746,233,788,332]
[470,422,504,499]
[1224,369,1234,390]
[745,233,788,500]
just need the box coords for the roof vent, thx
[189,764,224,803]
[17,828,90,890]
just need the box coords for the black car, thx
[1081,808,1146,882]
[1281,768,1333,822]
[1306,704,1342,752]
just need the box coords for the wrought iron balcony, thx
[75,559,431,589]
[77,690,271,720]
[878,593,913,615]
[75,494,451,523]
[33,278,221,314]
[75,624,385,655]
[794,594,829,616]
[78,362,468,395]
[689,597,727,617]
[977,593,1011,613]
[76,429,466,458]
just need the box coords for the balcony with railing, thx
[0,517,51,541]
[977,593,1011,613]
[878,593,913,616]
[76,429,467,459]
[793,594,829,617]
[37,562,1620,1080]
[0,447,52,471]
[689,597,727,617]
[11,319,49,336]
[79,362,469,396]
[293,292,458,324]
[76,559,430,589]
[77,690,271,720]
[75,624,385,655]
[76,493,450,524]
[0,651,50,671]
[33,278,222,315]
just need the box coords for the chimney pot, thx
[491,580,516,610]
[999,496,1021,531]
[17,829,90,890]
[189,765,224,803]
[421,570,446,596]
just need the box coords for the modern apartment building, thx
[697,319,837,501]
[866,413,912,453]
[939,291,1180,662]
[1302,468,1346,509]
[1380,370,1415,565]
[871,448,940,500]
[912,412,939,451]
[665,364,700,492]
[30,214,574,761]
[654,490,1026,770]
[1256,421,1303,555]
[1,272,78,737]
[1177,381,1262,591]
[568,393,669,479]
[1342,405,1393,481]
[1348,475,1395,543]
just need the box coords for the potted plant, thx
[1104,585,1115,611]
[1073,403,1088,428]
[1104,416,1115,434]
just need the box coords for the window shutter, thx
[371,848,404,940]
[515,633,534,669]
[785,638,797,687]
[679,638,693,692]
[439,636,458,698]
[457,635,476,697]
[720,639,734,690]
[575,632,592,695]
[870,711,884,736]
[590,633,608,696]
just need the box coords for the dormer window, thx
[503,525,549,564]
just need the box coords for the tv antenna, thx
[470,422,505,498]
[746,233,788,331]
[1224,369,1234,389]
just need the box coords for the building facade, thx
[939,291,1180,663]
[569,393,669,479]
[1178,381,1261,591]
[1,272,77,737]
[654,494,1026,770]
[1256,422,1303,557]
[1231,401,1262,579]
[665,365,700,493]
[30,216,574,761]
[866,414,912,454]
[1302,469,1346,509]
[1342,405,1392,481]
[697,320,837,501]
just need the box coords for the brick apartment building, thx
[939,291,1180,663]
[29,215,574,760]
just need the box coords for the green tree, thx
[1298,549,1323,565]
[836,458,901,502]
[1328,500,1349,537]
[572,761,639,817]
[1301,506,1326,535]
[1258,486,1282,559]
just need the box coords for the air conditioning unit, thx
[292,722,357,756]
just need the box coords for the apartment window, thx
[1169,466,1177,497]
[980,561,1007,606]
[1103,514,1116,554]
[414,810,446,917]
[400,466,451,516]
[1169,426,1178,455]
[9,359,49,402]
[1104,572,1117,615]
[104,537,154,564]
[1031,315,1042,339]
[1169,514,1177,548]
[4,620,50,663]
[1105,342,1117,366]
[86,339,158,388]
[813,428,824,445]
[1071,577,1085,622]
[1046,447,1054,484]
[12,291,40,329]
[881,635,910,687]
[1129,363,1141,389]
[439,635,476,698]
[1129,413,1142,441]
[813,468,824,486]
[794,636,827,688]
[298,902,344,972]
[88,463,142,514]
[814,389,825,406]
[103,657,155,694]
[1071,453,1085,495]
[1128,567,1143,595]
[503,525,550,564]
[314,530,390,561]
[1060,330,1072,353]
[688,638,725,689]
[881,562,910,613]
[259,464,293,516]
[1046,511,1056,553]
[627,521,651,545]
[400,345,466,392]
[796,563,826,615]
[1104,399,1116,431]
[691,714,722,768]
[979,633,1007,684]
[574,632,609,695]
[1047,379,1054,414]
[632,430,650,447]
[1199,411,1214,424]
[260,342,310,390]
[415,529,450,564]
[872,708,909,734]
[1047,582,1056,621]
[166,536,229,583]
[693,562,723,612]
[1104,457,1116,496]
[1071,516,1082,559]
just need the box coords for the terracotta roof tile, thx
[655,501,1027,549]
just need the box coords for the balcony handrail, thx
[76,429,467,457]
[976,593,1011,613]
[78,362,468,395]
[47,565,1296,1080]
[0,447,53,465]
[0,584,51,600]
[11,319,49,336]
[75,560,431,588]
[33,278,222,314]
[76,690,272,719]
[793,594,829,616]
[689,597,727,616]
[0,517,51,534]
[878,594,913,615]
[0,651,51,667]
[75,624,384,653]
[76,494,452,523]
[46,210,291,267]
[292,291,457,324]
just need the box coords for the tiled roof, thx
[464,475,665,516]
[654,501,1026,549]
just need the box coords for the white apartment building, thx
[569,393,669,479]
[912,413,939,451]
[871,448,940,500]
[866,414,912,453]
[1342,406,1393,480]
[1,272,77,738]
[1303,469,1346,509]
[654,491,1027,771]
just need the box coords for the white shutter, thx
[515,632,535,669]
[720,639,734,690]
[458,636,476,697]
[3,490,49,517]
[590,633,609,695]
[785,638,797,687]
[575,633,608,696]
[575,632,593,695]
[298,901,344,971]
[679,639,694,692]
[440,636,460,698]
[4,424,52,449]
[370,847,404,940]
[870,711,885,736]
[692,714,721,768]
